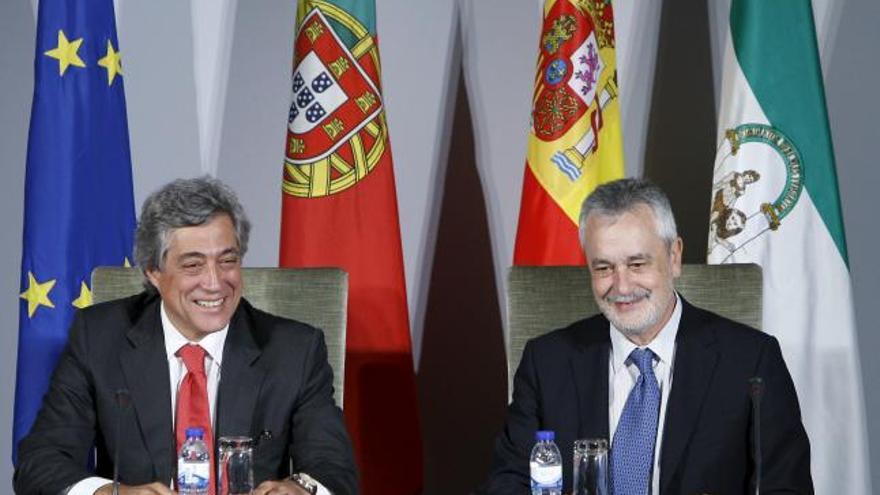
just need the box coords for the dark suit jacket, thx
[481,298,812,494]
[14,292,357,495]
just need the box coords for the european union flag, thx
[13,0,136,461]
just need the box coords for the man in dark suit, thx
[482,178,812,494]
[15,177,356,495]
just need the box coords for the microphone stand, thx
[113,389,131,495]
[749,377,764,495]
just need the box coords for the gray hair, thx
[578,178,678,249]
[134,176,251,277]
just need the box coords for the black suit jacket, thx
[14,292,357,495]
[481,298,812,494]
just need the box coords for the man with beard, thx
[481,179,812,494]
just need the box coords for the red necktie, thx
[176,344,215,495]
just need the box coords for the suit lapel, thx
[571,318,611,440]
[659,299,719,492]
[216,301,265,439]
[119,299,175,483]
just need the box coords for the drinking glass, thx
[218,436,254,495]
[572,438,609,495]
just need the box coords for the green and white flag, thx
[708,1,870,492]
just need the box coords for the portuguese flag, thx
[279,1,422,493]
[708,1,870,492]
[513,0,624,265]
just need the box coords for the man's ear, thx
[145,268,162,291]
[670,237,683,277]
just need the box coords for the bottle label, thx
[178,460,210,490]
[529,462,562,488]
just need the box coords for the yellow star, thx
[20,272,56,318]
[97,39,123,85]
[72,281,93,309]
[44,30,86,76]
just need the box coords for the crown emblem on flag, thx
[530,1,619,184]
[283,7,387,198]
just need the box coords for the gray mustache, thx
[604,288,651,304]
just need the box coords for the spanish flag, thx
[514,0,624,265]
[278,1,422,493]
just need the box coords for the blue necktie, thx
[611,348,660,495]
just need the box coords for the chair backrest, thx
[91,266,348,407]
[506,263,762,400]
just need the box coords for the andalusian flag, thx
[13,0,135,460]
[708,1,870,492]
[279,1,422,493]
[513,0,624,265]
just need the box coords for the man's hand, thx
[253,479,311,495]
[94,482,175,495]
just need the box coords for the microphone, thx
[748,377,764,495]
[112,389,131,495]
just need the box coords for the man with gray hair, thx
[482,178,812,493]
[15,177,357,495]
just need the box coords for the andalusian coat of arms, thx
[709,123,804,262]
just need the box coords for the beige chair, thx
[91,266,348,407]
[506,263,762,401]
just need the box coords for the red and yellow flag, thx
[279,1,421,493]
[514,0,624,265]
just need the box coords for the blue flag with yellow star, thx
[13,0,136,461]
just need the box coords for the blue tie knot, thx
[629,348,656,377]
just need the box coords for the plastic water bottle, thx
[530,430,563,495]
[178,427,210,495]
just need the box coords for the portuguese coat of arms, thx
[284,5,388,198]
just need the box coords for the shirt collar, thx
[610,292,682,372]
[160,301,229,365]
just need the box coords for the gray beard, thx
[598,285,675,337]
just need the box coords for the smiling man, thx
[15,177,357,495]
[482,178,812,494]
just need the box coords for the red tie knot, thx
[177,344,207,375]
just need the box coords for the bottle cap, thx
[185,427,205,439]
[535,430,555,441]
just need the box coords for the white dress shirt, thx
[608,293,682,495]
[161,305,227,427]
[70,302,330,495]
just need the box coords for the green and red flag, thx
[513,0,624,265]
[279,1,421,493]
[708,1,870,492]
